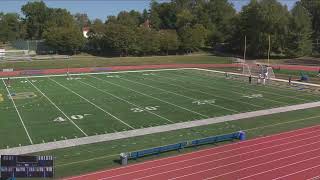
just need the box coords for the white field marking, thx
[49,77,135,130]
[169,144,320,180]
[2,79,33,144]
[236,154,320,180]
[273,164,320,180]
[77,79,174,123]
[55,154,119,167]
[60,122,320,180]
[167,70,287,105]
[27,79,88,136]
[141,74,263,108]
[243,94,263,99]
[119,76,239,113]
[131,106,160,112]
[0,68,189,80]
[245,114,320,133]
[2,67,320,89]
[134,137,320,180]
[192,100,216,105]
[95,131,320,180]
[89,74,209,118]
[192,68,313,102]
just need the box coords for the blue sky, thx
[0,0,298,21]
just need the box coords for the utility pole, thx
[268,35,271,66]
[244,35,247,62]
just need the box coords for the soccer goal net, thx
[242,63,275,79]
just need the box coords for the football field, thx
[1,68,320,149]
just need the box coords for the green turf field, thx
[1,68,320,149]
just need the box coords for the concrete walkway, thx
[2,101,320,155]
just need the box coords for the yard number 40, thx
[53,114,91,122]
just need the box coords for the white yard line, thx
[2,101,320,155]
[168,70,288,105]
[77,79,174,123]
[119,76,239,113]
[89,75,209,118]
[140,74,263,108]
[2,79,33,144]
[192,68,315,102]
[27,78,88,136]
[49,77,135,130]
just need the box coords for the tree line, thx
[0,0,319,57]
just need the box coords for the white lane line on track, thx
[132,136,320,180]
[64,125,320,180]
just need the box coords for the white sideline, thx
[0,68,188,79]
[2,79,33,144]
[89,75,209,118]
[2,67,320,88]
[27,78,88,136]
[1,101,320,155]
[77,79,174,123]
[49,77,135,130]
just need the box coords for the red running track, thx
[64,125,320,180]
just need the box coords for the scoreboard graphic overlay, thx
[0,155,54,179]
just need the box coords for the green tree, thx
[0,13,21,43]
[74,13,91,30]
[136,27,160,55]
[234,0,290,57]
[286,2,312,57]
[301,0,320,52]
[21,1,49,39]
[159,30,179,55]
[179,24,208,53]
[103,23,136,56]
[43,8,85,54]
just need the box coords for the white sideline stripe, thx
[49,77,135,130]
[56,154,118,167]
[2,79,33,144]
[2,67,320,88]
[170,70,288,105]
[144,74,263,108]
[192,68,316,102]
[62,122,320,180]
[203,149,320,180]
[120,76,239,113]
[27,78,88,136]
[77,79,174,123]
[134,136,320,180]
[273,164,320,180]
[2,101,320,155]
[308,175,320,180]
[96,131,320,180]
[0,68,190,79]
[89,75,209,118]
